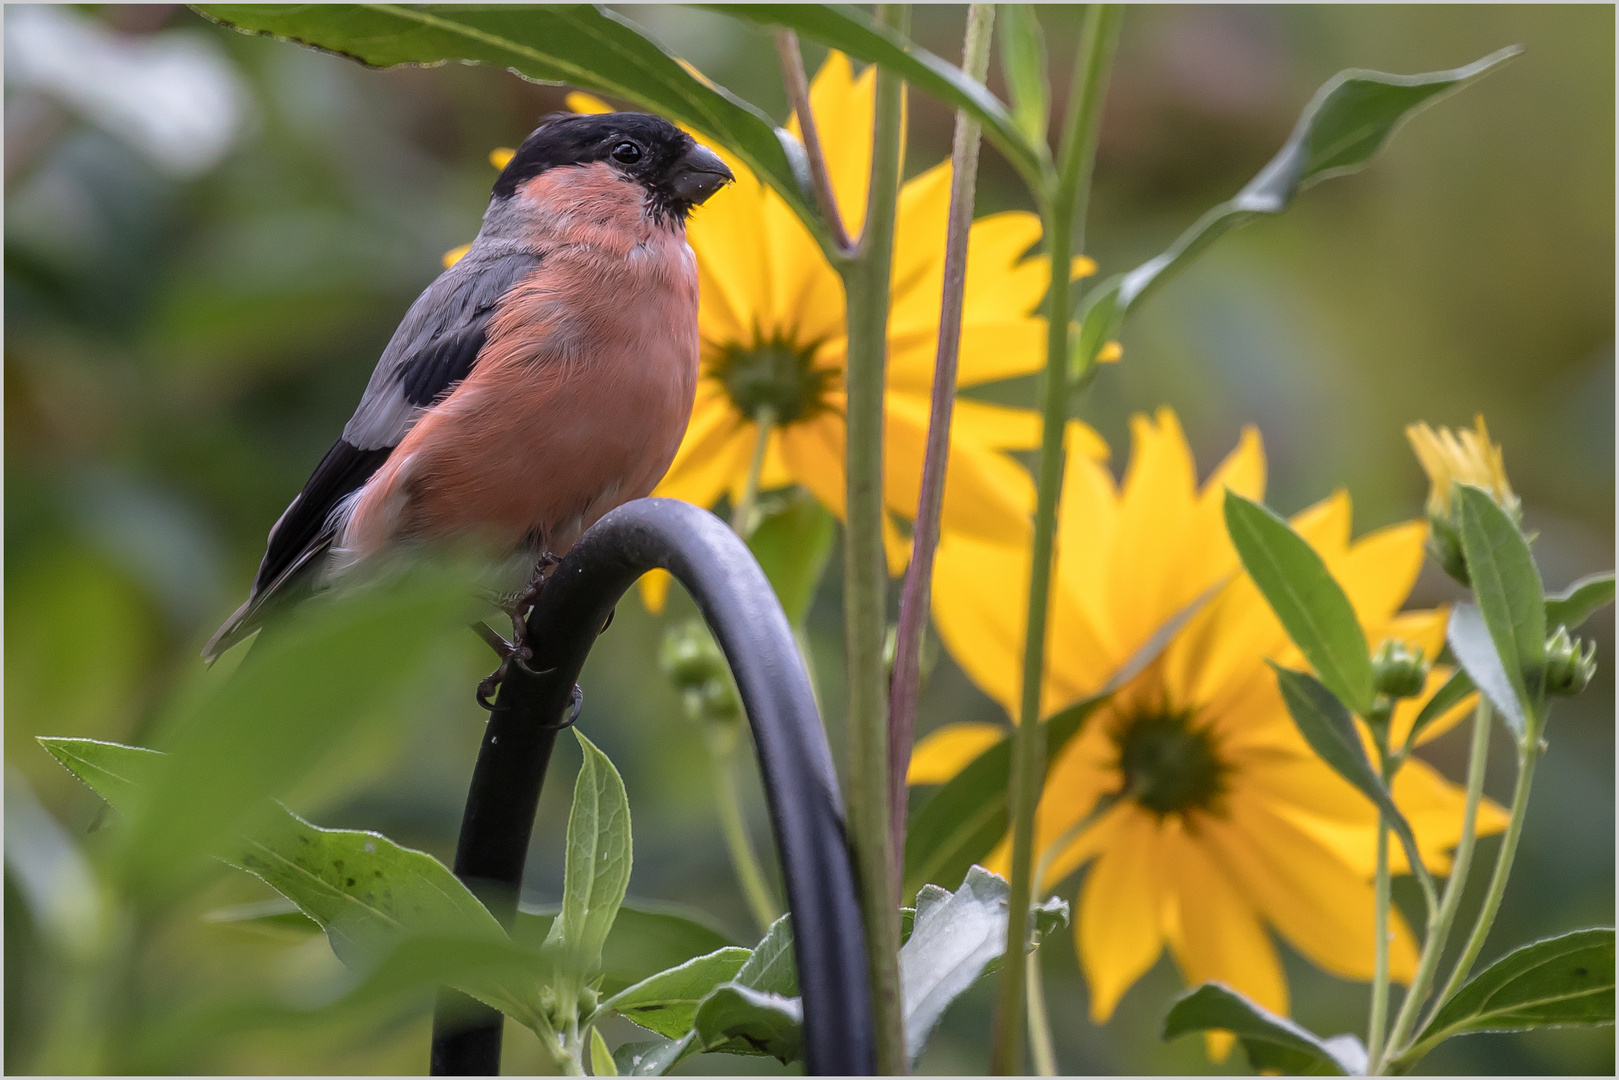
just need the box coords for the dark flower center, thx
[1113,708,1228,817]
[711,337,836,425]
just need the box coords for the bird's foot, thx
[472,621,538,710]
[497,551,562,652]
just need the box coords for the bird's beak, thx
[670,143,734,206]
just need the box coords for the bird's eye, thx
[611,141,642,164]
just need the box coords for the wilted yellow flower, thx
[570,53,1104,609]
[912,408,1506,1048]
[1406,414,1517,521]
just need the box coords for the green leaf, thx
[129,564,477,898]
[1269,664,1432,895]
[1225,491,1374,716]
[1164,982,1365,1076]
[1449,603,1528,741]
[736,912,798,996]
[999,5,1048,147]
[194,4,823,240]
[517,899,739,998]
[614,1034,697,1077]
[40,737,550,1027]
[1545,571,1616,632]
[1404,666,1476,752]
[39,736,164,815]
[1412,929,1615,1059]
[1075,47,1519,370]
[747,489,834,626]
[692,982,803,1062]
[705,4,1046,188]
[591,1025,619,1076]
[549,729,633,978]
[899,866,1067,1065]
[1455,484,1546,725]
[599,946,751,1038]
[200,898,321,939]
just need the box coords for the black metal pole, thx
[429,498,874,1076]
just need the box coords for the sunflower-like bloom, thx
[1406,414,1518,521]
[912,408,1507,1043]
[571,54,1104,608]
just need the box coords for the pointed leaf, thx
[692,982,803,1062]
[1270,664,1432,894]
[131,564,476,897]
[1164,982,1362,1076]
[39,736,164,815]
[194,4,823,239]
[1404,666,1476,752]
[600,946,751,1038]
[1413,929,1614,1057]
[613,1034,696,1077]
[899,867,1011,1063]
[1226,492,1374,715]
[1545,572,1615,632]
[613,1033,697,1076]
[552,729,633,977]
[1076,48,1519,368]
[705,4,1046,187]
[591,1026,619,1076]
[736,913,798,997]
[999,5,1048,147]
[1448,602,1528,741]
[1455,484,1545,724]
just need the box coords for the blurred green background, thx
[5,4,1612,1074]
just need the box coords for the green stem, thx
[991,7,1121,1074]
[840,4,909,1070]
[1367,811,1392,1066]
[1427,735,1541,1017]
[706,724,782,933]
[1381,698,1492,1070]
[731,406,776,539]
[888,0,995,887]
[1025,951,1058,1077]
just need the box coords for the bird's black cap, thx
[493,112,733,222]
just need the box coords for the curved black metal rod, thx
[430,498,874,1076]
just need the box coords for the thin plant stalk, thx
[839,4,910,1070]
[888,0,996,882]
[992,6,1121,1073]
[707,724,782,932]
[1427,736,1542,1014]
[731,405,777,539]
[1025,955,1058,1077]
[1381,698,1493,1068]
[1367,811,1392,1066]
[774,29,854,256]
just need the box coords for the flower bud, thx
[659,620,727,690]
[1544,626,1598,697]
[1406,415,1520,585]
[1372,639,1429,700]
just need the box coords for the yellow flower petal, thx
[1079,807,1167,1022]
[906,722,1005,785]
[1160,818,1290,1025]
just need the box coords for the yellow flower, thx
[1405,414,1517,521]
[912,408,1507,1048]
[571,54,1104,610]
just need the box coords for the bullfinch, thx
[204,112,733,682]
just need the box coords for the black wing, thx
[203,244,540,659]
